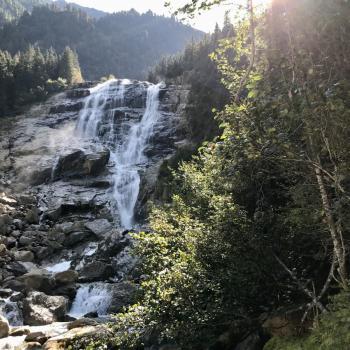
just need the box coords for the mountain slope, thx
[0,0,47,25]
[0,6,204,79]
[52,0,107,19]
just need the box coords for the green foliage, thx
[0,6,204,80]
[0,0,47,26]
[0,44,82,116]
[265,292,350,350]
[58,46,83,84]
[107,0,350,349]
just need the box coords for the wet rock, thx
[25,331,49,344]
[6,261,28,276]
[66,89,90,99]
[85,219,112,238]
[0,289,12,298]
[108,281,137,313]
[0,243,8,257]
[23,292,68,326]
[0,214,12,234]
[21,342,42,350]
[53,149,110,179]
[25,207,40,225]
[64,231,90,247]
[10,326,31,336]
[54,270,78,284]
[49,102,84,114]
[30,166,52,186]
[18,270,53,292]
[0,315,9,338]
[13,250,35,262]
[79,261,114,282]
[68,318,98,330]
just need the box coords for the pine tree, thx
[58,46,83,85]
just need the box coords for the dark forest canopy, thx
[0,5,204,80]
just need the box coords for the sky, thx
[66,0,231,32]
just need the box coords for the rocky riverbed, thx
[0,79,190,349]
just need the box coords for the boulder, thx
[54,270,78,284]
[0,214,12,235]
[25,207,40,225]
[108,282,137,313]
[25,331,49,344]
[79,261,114,282]
[18,270,53,292]
[23,292,68,326]
[64,231,90,247]
[85,219,112,238]
[43,326,111,350]
[0,315,9,338]
[262,310,306,337]
[20,342,42,350]
[68,318,98,330]
[10,326,31,336]
[52,149,110,179]
[0,243,7,257]
[14,250,35,262]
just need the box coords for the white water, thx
[76,79,130,139]
[69,283,112,318]
[0,298,23,326]
[112,83,163,228]
[45,260,72,273]
[76,79,163,229]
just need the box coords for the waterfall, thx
[76,79,163,229]
[112,83,163,228]
[76,79,130,139]
[69,283,112,318]
[0,299,23,326]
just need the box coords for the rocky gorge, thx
[0,79,190,349]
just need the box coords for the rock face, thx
[0,79,190,337]
[0,315,9,338]
[23,292,68,326]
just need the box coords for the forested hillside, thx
[0,0,46,25]
[0,6,204,79]
[0,45,82,115]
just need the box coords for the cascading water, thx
[0,299,23,326]
[112,83,163,228]
[76,79,163,228]
[76,79,130,139]
[71,79,164,318]
[69,283,112,318]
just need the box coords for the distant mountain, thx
[0,6,204,79]
[52,0,107,19]
[0,0,107,26]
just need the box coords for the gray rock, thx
[13,250,35,262]
[107,282,137,314]
[0,214,12,235]
[68,318,98,330]
[79,261,114,282]
[18,270,53,292]
[9,326,31,336]
[64,231,90,247]
[0,315,9,338]
[54,270,78,284]
[23,292,68,326]
[25,207,39,225]
[85,219,112,238]
[25,331,49,344]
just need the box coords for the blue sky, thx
[67,0,229,32]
